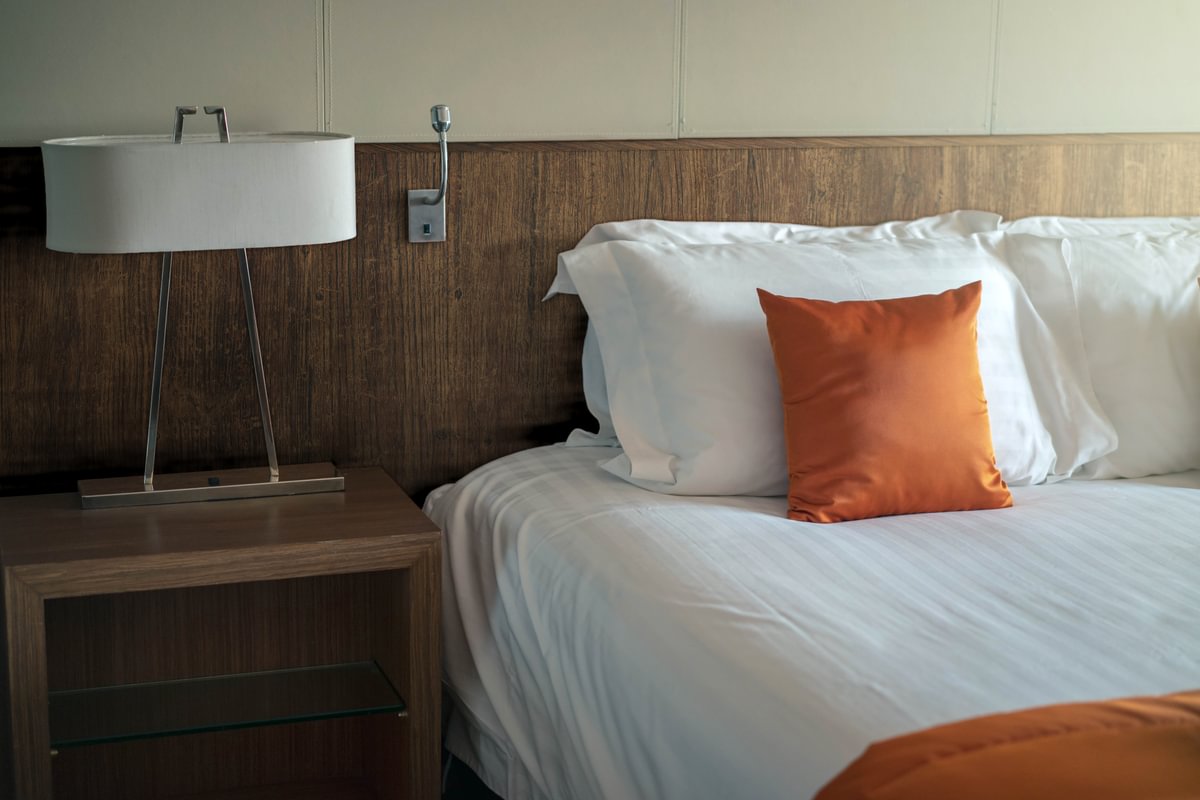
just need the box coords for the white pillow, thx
[551,211,1004,297]
[1002,215,1200,237]
[988,234,1115,473]
[560,233,1116,495]
[1061,234,1200,478]
[568,324,615,446]
[575,210,1004,248]
[553,212,1004,444]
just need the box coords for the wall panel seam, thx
[988,0,1005,134]
[671,126,997,139]
[315,0,326,130]
[354,131,681,143]
[675,0,687,139]
[322,0,333,131]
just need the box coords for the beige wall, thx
[2,0,1197,145]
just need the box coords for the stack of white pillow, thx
[545,213,1200,496]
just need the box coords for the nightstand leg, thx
[407,546,442,799]
[1,573,51,800]
[366,548,442,799]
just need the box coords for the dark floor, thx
[443,751,503,800]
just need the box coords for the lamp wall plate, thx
[407,189,446,242]
[407,104,451,243]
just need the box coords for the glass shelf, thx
[49,660,405,748]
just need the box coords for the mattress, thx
[425,444,1200,800]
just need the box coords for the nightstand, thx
[0,467,441,800]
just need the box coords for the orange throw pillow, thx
[815,690,1200,800]
[758,282,1011,523]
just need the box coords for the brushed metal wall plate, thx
[407,189,446,242]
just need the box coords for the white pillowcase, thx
[998,215,1200,477]
[552,211,1003,297]
[552,212,1004,444]
[576,210,1004,248]
[560,233,1116,496]
[1062,234,1200,478]
[1002,215,1200,237]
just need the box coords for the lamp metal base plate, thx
[407,189,446,242]
[78,462,345,510]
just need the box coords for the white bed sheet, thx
[426,445,1200,800]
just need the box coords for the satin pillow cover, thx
[549,212,1004,445]
[560,233,1116,496]
[758,283,1011,522]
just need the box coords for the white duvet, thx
[426,445,1200,800]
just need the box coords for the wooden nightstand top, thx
[0,467,440,597]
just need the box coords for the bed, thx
[427,208,1200,799]
[428,445,1200,800]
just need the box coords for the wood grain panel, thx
[43,576,374,799]
[3,135,1200,498]
[175,778,375,800]
[49,721,367,800]
[43,575,373,688]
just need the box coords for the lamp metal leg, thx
[143,252,172,488]
[81,248,341,509]
[237,248,280,481]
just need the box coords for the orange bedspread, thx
[816,691,1200,799]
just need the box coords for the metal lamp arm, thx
[424,131,449,206]
[422,105,451,206]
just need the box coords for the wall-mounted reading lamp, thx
[408,104,452,243]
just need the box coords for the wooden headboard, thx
[2,134,1199,498]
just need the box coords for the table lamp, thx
[42,106,356,509]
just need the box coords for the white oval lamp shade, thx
[42,133,356,253]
